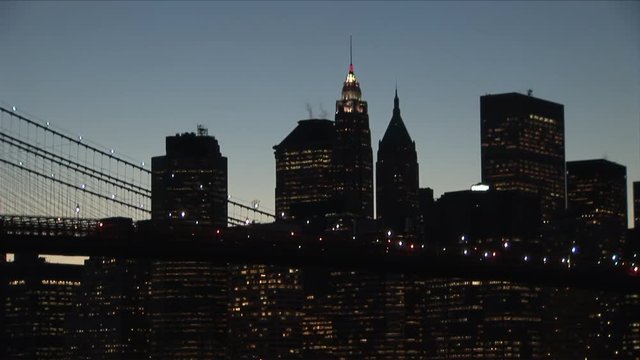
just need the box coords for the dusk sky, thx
[1,1,639,224]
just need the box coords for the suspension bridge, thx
[1,105,640,291]
[0,106,275,225]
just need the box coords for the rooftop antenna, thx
[197,124,208,136]
[350,35,353,65]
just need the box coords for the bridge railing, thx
[0,215,99,237]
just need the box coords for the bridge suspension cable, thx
[0,106,151,220]
[0,106,275,225]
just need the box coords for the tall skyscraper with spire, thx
[376,89,420,237]
[331,40,374,222]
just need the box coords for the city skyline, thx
[1,1,639,225]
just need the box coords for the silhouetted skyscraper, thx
[567,159,627,261]
[150,127,228,359]
[152,126,227,227]
[481,92,565,221]
[274,119,334,227]
[331,60,374,221]
[376,89,419,237]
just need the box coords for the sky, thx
[1,1,639,226]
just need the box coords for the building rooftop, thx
[273,119,335,151]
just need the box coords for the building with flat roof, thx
[567,159,627,261]
[481,92,565,222]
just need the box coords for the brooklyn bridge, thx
[1,106,638,292]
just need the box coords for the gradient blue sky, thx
[1,1,639,225]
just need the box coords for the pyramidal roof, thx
[380,89,413,146]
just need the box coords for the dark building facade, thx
[70,257,150,360]
[424,279,543,359]
[376,90,420,238]
[433,188,542,255]
[328,272,425,359]
[566,159,627,261]
[331,62,374,222]
[229,264,304,359]
[152,126,227,227]
[68,217,151,360]
[418,187,435,245]
[4,255,82,359]
[631,182,640,255]
[480,92,565,222]
[150,127,229,359]
[274,119,334,227]
[634,181,640,229]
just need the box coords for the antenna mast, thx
[350,35,353,65]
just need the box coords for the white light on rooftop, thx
[471,184,490,192]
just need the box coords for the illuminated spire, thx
[341,35,361,101]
